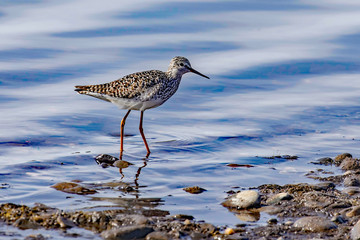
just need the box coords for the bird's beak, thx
[187,66,210,79]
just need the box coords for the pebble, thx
[224,227,235,235]
[222,190,260,209]
[293,216,337,232]
[183,186,207,194]
[266,192,293,204]
[268,218,278,224]
[346,206,360,218]
[101,225,153,240]
[351,219,360,240]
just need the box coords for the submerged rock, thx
[183,186,207,194]
[101,225,153,240]
[51,182,97,195]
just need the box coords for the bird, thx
[75,56,209,158]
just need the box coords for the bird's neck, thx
[166,68,183,80]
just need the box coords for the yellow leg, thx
[139,111,151,157]
[120,110,131,159]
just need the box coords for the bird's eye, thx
[179,63,184,67]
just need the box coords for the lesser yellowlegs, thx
[75,56,209,158]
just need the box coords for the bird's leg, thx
[120,110,131,159]
[139,111,151,157]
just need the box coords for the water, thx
[1,0,360,232]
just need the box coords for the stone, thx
[101,225,153,240]
[351,219,360,240]
[258,206,283,215]
[183,186,207,194]
[57,215,76,228]
[293,216,337,232]
[344,177,360,187]
[224,227,235,235]
[51,182,97,195]
[334,153,352,164]
[13,218,41,230]
[340,157,360,171]
[222,190,261,209]
[316,157,333,165]
[146,231,169,240]
[347,206,360,218]
[236,211,260,222]
[343,187,360,196]
[266,192,293,204]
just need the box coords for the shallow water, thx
[1,0,360,231]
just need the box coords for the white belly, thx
[110,97,165,111]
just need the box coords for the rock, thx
[146,231,169,240]
[101,225,153,240]
[57,215,76,228]
[222,190,260,209]
[293,216,337,232]
[313,182,335,191]
[51,182,97,195]
[224,227,235,235]
[95,154,118,165]
[173,214,194,220]
[266,192,293,204]
[184,219,191,225]
[114,160,133,169]
[334,153,352,165]
[344,176,360,187]
[340,157,360,171]
[351,219,360,240]
[347,206,360,218]
[268,218,278,224]
[24,234,46,240]
[331,215,346,224]
[258,206,283,215]
[315,157,333,165]
[199,223,216,234]
[342,187,360,196]
[183,186,207,194]
[13,218,41,230]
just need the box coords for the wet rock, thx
[266,192,293,204]
[114,160,133,169]
[334,153,352,165]
[340,157,360,171]
[24,234,47,240]
[313,182,335,191]
[199,223,216,234]
[351,219,360,240]
[173,214,194,220]
[258,205,283,215]
[57,215,76,228]
[146,231,169,240]
[267,218,277,224]
[344,176,360,187]
[183,186,207,194]
[51,182,97,195]
[331,215,346,224]
[293,216,337,232]
[222,190,260,209]
[313,157,333,165]
[342,187,360,196]
[95,154,118,165]
[13,218,41,230]
[346,206,360,218]
[101,225,153,240]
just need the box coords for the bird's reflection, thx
[95,153,148,188]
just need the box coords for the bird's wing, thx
[75,70,165,99]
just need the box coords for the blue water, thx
[1,0,360,231]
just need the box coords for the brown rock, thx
[340,157,360,171]
[334,153,353,165]
[51,182,97,195]
[346,206,360,218]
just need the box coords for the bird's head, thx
[167,56,209,79]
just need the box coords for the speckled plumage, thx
[75,56,209,157]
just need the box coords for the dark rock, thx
[13,218,41,230]
[313,157,333,165]
[51,182,97,195]
[95,154,118,165]
[101,225,153,240]
[183,186,207,194]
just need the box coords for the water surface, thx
[1,0,360,230]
